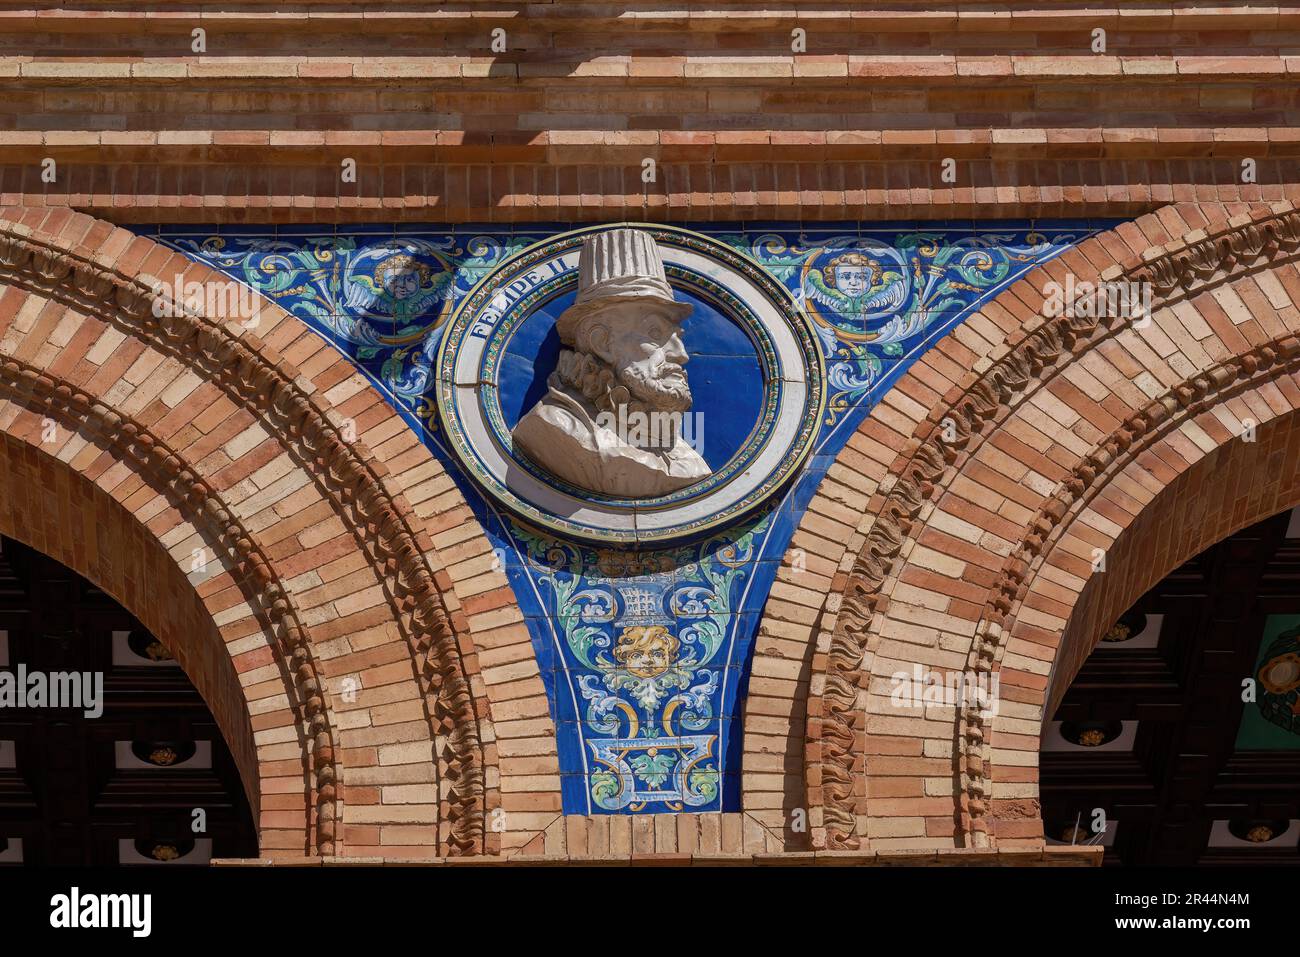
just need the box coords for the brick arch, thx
[0,379,307,851]
[984,360,1300,848]
[763,200,1300,852]
[0,207,503,857]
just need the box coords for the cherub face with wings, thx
[821,252,882,298]
[375,254,431,301]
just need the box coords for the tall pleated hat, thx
[554,228,693,345]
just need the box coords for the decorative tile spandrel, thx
[143,219,1106,815]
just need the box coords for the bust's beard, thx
[620,359,692,413]
[555,349,692,416]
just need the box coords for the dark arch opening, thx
[1042,506,1300,866]
[0,536,257,866]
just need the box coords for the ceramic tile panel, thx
[138,220,1108,815]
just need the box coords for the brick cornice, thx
[1,2,1297,221]
[4,130,1297,162]
[3,162,1296,224]
[210,844,1103,867]
[2,2,1296,32]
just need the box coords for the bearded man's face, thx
[585,302,691,412]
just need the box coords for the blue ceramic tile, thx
[140,218,1105,817]
[681,295,757,358]
[341,223,400,236]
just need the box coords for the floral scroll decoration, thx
[512,514,769,812]
[722,231,1077,426]
[163,233,533,420]
[150,220,1098,818]
[165,226,1084,435]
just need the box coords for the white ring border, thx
[439,227,822,542]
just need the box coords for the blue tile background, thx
[136,219,1112,815]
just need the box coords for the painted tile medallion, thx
[1237,614,1300,749]
[436,225,824,543]
[139,219,1108,814]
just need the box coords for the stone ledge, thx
[0,4,1293,34]
[212,846,1103,866]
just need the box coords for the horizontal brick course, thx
[0,4,1296,220]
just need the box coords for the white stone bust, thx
[511,228,711,498]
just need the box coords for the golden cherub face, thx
[612,625,679,679]
[822,252,881,297]
[375,254,428,300]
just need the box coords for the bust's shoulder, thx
[514,388,599,452]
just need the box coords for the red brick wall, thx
[0,3,1297,221]
[0,207,503,858]
[4,3,1300,864]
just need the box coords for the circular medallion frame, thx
[436,224,826,545]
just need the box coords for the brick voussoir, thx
[801,205,1300,852]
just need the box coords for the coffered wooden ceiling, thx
[1044,507,1300,866]
[0,536,256,866]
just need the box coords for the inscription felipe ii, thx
[468,258,567,339]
